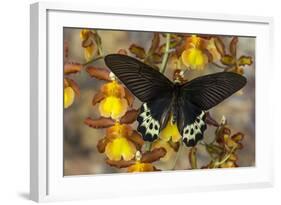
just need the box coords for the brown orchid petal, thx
[216,126,231,144]
[197,34,213,40]
[231,132,244,142]
[124,88,134,107]
[91,31,102,47]
[117,49,128,55]
[169,39,181,49]
[141,147,166,163]
[151,53,162,64]
[120,109,139,124]
[175,41,186,57]
[237,142,244,150]
[127,131,144,150]
[86,66,110,81]
[189,147,198,169]
[82,38,94,48]
[106,159,135,168]
[129,44,146,59]
[64,63,82,75]
[158,43,166,54]
[205,144,224,156]
[230,36,238,57]
[64,78,69,88]
[214,37,225,56]
[65,78,80,97]
[97,137,110,153]
[203,48,213,62]
[84,117,115,129]
[92,91,105,106]
[148,33,160,54]
[205,112,219,127]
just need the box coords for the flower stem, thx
[214,145,237,167]
[189,147,198,169]
[171,142,182,170]
[144,141,152,152]
[83,55,104,66]
[160,33,171,74]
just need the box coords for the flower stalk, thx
[160,33,171,74]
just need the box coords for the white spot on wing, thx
[182,111,206,146]
[138,103,160,139]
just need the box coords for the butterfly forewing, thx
[177,98,207,146]
[104,54,174,102]
[180,72,247,110]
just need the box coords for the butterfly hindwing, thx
[182,111,207,146]
[177,98,207,146]
[137,96,172,141]
[104,54,174,102]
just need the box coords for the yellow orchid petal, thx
[99,96,128,120]
[127,161,154,172]
[80,29,91,41]
[181,48,207,70]
[64,86,75,109]
[105,137,136,161]
[160,118,181,142]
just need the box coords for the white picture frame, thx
[30,2,274,202]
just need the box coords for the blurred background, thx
[63,28,255,176]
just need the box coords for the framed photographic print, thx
[30,2,274,202]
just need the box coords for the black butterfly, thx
[104,54,247,147]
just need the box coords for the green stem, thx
[160,33,171,74]
[189,147,198,169]
[98,45,104,57]
[95,30,104,57]
[83,55,104,66]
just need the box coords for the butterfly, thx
[104,54,247,147]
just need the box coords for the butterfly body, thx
[105,54,247,147]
